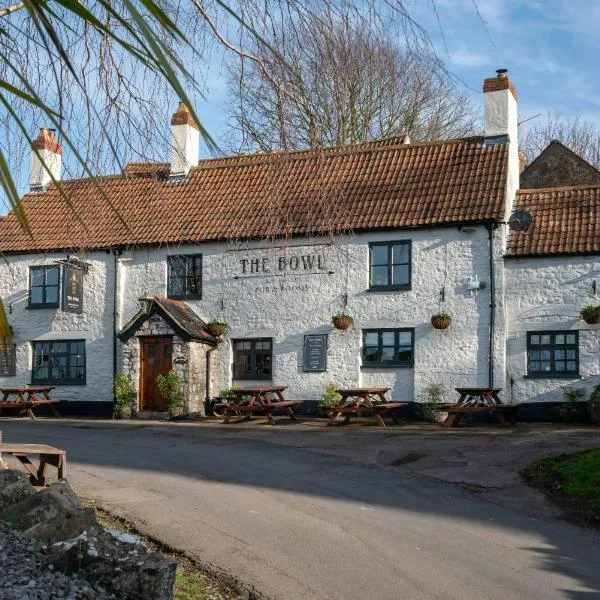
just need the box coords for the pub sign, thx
[62,264,83,314]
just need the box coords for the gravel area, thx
[0,522,114,600]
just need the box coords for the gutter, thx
[112,249,121,405]
[486,224,496,388]
[205,346,216,415]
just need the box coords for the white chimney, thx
[29,128,62,192]
[484,68,519,218]
[170,102,199,178]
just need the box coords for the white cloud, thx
[449,47,489,68]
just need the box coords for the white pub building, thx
[1,69,599,419]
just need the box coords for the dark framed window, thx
[32,340,86,385]
[369,241,411,290]
[362,329,414,367]
[0,344,16,376]
[233,338,272,380]
[29,266,60,308]
[527,331,579,378]
[167,255,202,299]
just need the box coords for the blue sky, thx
[196,0,600,142]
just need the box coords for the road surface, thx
[1,420,599,600]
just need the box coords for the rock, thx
[0,479,96,544]
[44,523,176,600]
[0,468,30,490]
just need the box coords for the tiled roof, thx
[0,135,509,253]
[508,185,600,256]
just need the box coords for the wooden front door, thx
[140,336,173,411]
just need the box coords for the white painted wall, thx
[505,255,600,403]
[0,252,115,403]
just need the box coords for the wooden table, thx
[0,386,61,420]
[0,443,66,485]
[326,387,406,428]
[217,386,301,425]
[441,387,518,427]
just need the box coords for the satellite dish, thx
[507,210,532,232]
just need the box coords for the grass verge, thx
[521,448,600,529]
[82,498,240,600]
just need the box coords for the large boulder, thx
[0,479,96,544]
[0,469,36,511]
[44,523,177,600]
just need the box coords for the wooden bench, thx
[0,442,66,485]
[218,389,301,425]
[0,386,61,420]
[441,404,518,427]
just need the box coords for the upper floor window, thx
[527,331,579,378]
[167,255,202,299]
[369,241,411,290]
[362,329,414,367]
[0,343,16,376]
[233,338,272,380]
[29,266,60,308]
[32,340,86,385]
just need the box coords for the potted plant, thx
[318,385,342,416]
[431,312,452,329]
[156,370,184,418]
[113,374,134,419]
[422,382,448,423]
[205,319,228,337]
[558,388,587,422]
[580,305,600,325]
[332,312,353,330]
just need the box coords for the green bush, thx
[588,384,600,424]
[113,374,134,419]
[157,370,184,418]
[422,382,446,421]
[319,384,342,407]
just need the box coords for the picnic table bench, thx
[0,386,61,420]
[441,387,518,427]
[326,387,406,428]
[214,386,301,425]
[0,436,66,486]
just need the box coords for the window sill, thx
[27,304,60,310]
[524,374,581,380]
[367,285,411,293]
[361,364,414,369]
[31,380,87,386]
[166,295,202,301]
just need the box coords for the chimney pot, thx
[496,68,508,77]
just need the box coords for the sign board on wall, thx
[303,334,328,372]
[62,264,83,314]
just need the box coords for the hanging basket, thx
[332,314,353,330]
[580,305,600,324]
[205,321,228,337]
[431,314,452,330]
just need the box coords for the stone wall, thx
[505,255,600,403]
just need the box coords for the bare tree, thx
[225,12,476,152]
[520,111,600,168]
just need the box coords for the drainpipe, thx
[112,249,121,406]
[486,224,496,388]
[205,346,216,415]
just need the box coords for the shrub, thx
[319,385,342,407]
[113,374,134,419]
[156,370,184,418]
[422,382,446,421]
[588,384,600,425]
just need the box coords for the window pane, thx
[256,340,270,350]
[541,350,551,360]
[398,332,412,346]
[529,351,540,360]
[541,361,551,371]
[53,342,67,354]
[46,286,58,304]
[236,353,250,376]
[46,267,59,285]
[364,332,378,346]
[256,354,271,376]
[31,270,45,286]
[364,347,380,361]
[566,349,576,360]
[381,332,394,346]
[566,334,576,344]
[566,361,577,371]
[398,349,413,362]
[392,244,409,264]
[554,350,564,359]
[370,245,388,265]
[555,334,565,345]
[555,361,565,371]
[370,266,388,286]
[392,265,409,286]
[381,347,395,361]
[530,335,540,345]
[541,335,551,345]
[530,361,540,371]
[30,287,43,304]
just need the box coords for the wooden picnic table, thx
[216,386,301,425]
[441,387,518,427]
[325,387,407,428]
[0,386,61,420]
[0,442,66,485]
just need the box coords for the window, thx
[29,266,60,308]
[167,255,202,299]
[362,329,414,367]
[233,338,272,380]
[369,241,411,290]
[527,331,579,378]
[32,340,86,385]
[0,344,16,376]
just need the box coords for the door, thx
[140,336,173,411]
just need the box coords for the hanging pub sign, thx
[62,263,84,314]
[303,334,327,372]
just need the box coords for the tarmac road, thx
[2,420,599,600]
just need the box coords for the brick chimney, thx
[170,102,199,178]
[29,128,62,192]
[484,69,519,217]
